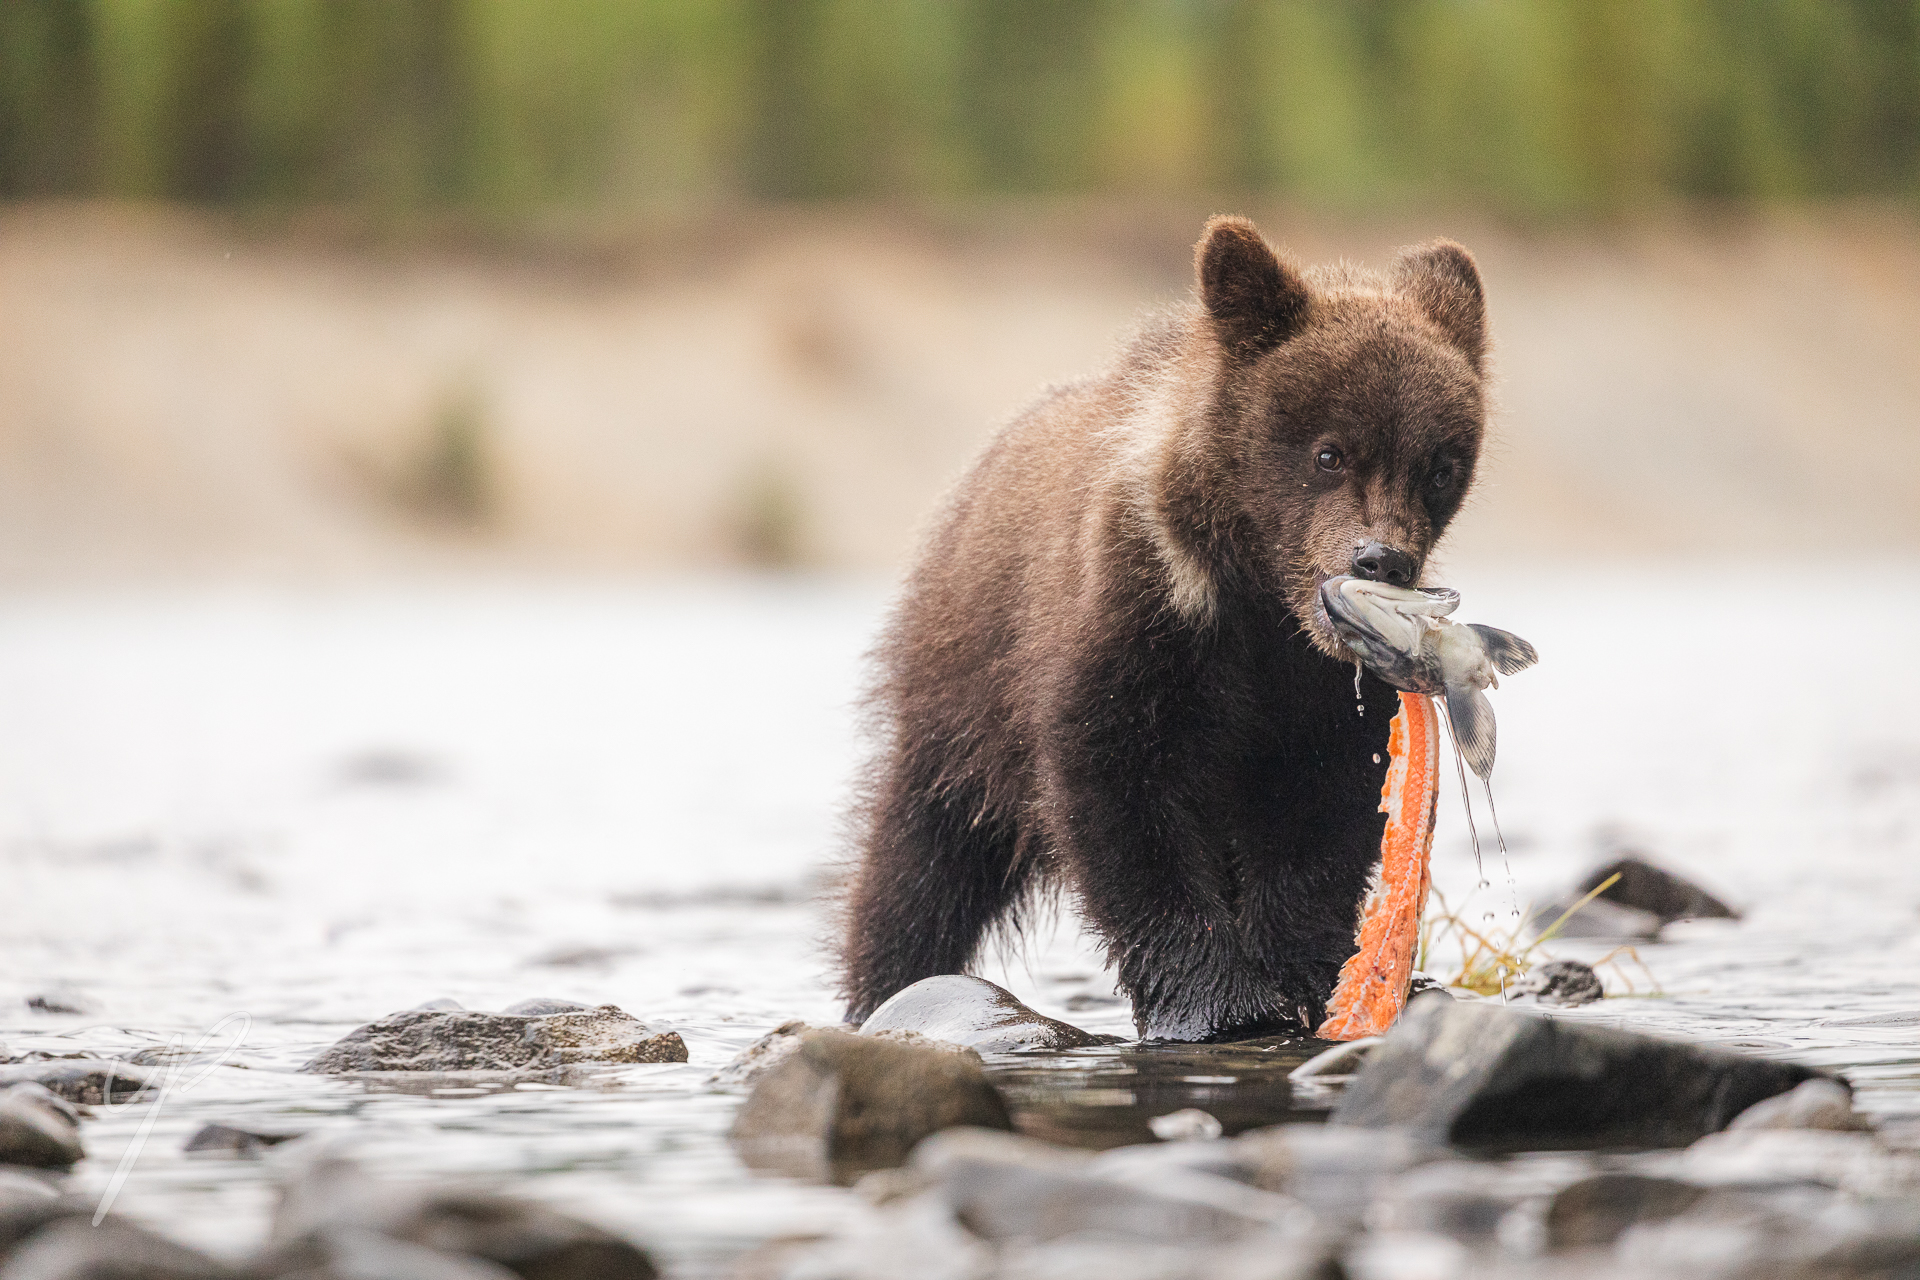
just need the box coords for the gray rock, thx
[0,1062,154,1106]
[1370,1156,1594,1244]
[1511,959,1604,1007]
[708,1021,816,1089]
[268,1157,657,1280]
[911,1128,1297,1246]
[183,1123,303,1156]
[0,1087,83,1170]
[746,1190,991,1280]
[1726,1078,1869,1132]
[1229,1123,1439,1226]
[1575,856,1739,923]
[1543,1172,1707,1250]
[0,1219,230,1279]
[1534,895,1664,941]
[993,1231,1341,1280]
[1616,1184,1920,1278]
[1331,994,1823,1150]
[1674,1128,1920,1195]
[270,1227,517,1280]
[859,976,1123,1052]
[729,1030,1011,1185]
[301,1005,685,1073]
[0,1174,84,1256]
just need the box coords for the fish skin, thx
[1318,575,1536,780]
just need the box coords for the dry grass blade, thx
[1418,872,1659,999]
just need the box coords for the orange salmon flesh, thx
[1317,690,1441,1041]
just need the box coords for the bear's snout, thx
[1350,541,1421,588]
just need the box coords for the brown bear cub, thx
[839,216,1489,1041]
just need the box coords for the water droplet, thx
[1372,753,1381,764]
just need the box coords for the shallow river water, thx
[1,566,1917,1276]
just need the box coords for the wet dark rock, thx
[0,1087,83,1170]
[183,1123,304,1156]
[1726,1077,1869,1132]
[0,1218,232,1279]
[859,976,1123,1052]
[1331,994,1823,1150]
[0,1061,154,1106]
[729,1029,1011,1184]
[1576,855,1739,923]
[301,1005,685,1073]
[1062,993,1125,1012]
[20,998,85,1018]
[268,1157,657,1280]
[912,1127,1294,1246]
[1512,959,1604,1008]
[1534,895,1664,941]
[1544,1172,1706,1250]
[524,947,635,970]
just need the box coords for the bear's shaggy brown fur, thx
[839,216,1489,1041]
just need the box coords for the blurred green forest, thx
[2,0,1917,218]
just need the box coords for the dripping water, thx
[1438,698,1524,930]
[1353,662,1364,716]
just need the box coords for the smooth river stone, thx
[859,975,1123,1052]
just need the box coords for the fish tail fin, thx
[1445,684,1498,781]
[1468,624,1538,676]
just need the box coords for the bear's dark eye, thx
[1315,446,1344,473]
[1430,463,1455,490]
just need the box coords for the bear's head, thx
[1186,215,1487,658]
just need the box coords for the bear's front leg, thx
[1040,663,1377,1041]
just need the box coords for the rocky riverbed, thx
[1,569,1918,1276]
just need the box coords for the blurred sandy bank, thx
[0,201,1915,583]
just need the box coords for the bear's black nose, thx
[1351,542,1419,587]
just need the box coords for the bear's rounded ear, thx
[1392,241,1487,372]
[1196,216,1311,359]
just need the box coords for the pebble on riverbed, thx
[265,1155,658,1280]
[301,1000,686,1073]
[729,1029,1011,1185]
[1510,958,1605,1007]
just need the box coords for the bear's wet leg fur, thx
[838,760,1035,1023]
